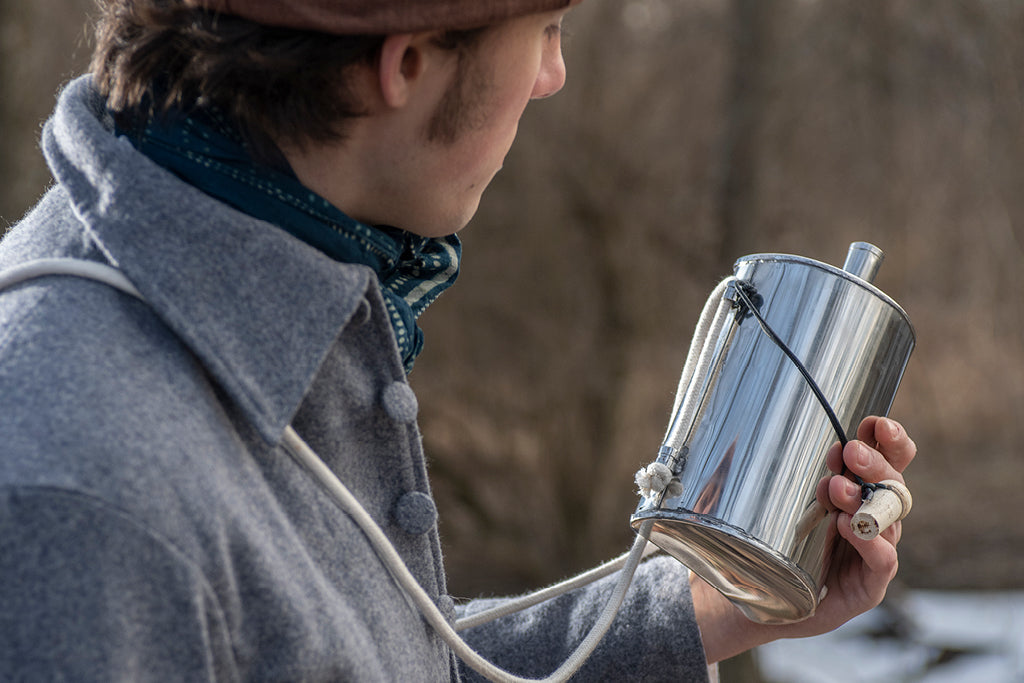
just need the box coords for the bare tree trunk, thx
[0,0,93,227]
[715,0,778,261]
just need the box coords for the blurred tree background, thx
[417,0,1024,599]
[3,0,1022,660]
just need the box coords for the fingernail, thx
[880,417,899,440]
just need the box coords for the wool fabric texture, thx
[182,0,583,34]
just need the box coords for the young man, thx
[0,0,915,680]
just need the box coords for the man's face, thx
[280,9,569,237]
[369,9,569,236]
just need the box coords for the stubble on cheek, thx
[425,53,494,145]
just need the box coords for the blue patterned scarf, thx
[116,107,460,373]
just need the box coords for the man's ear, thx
[378,34,426,108]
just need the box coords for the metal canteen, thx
[631,242,915,624]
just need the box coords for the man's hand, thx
[692,416,917,663]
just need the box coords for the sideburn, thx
[425,38,493,145]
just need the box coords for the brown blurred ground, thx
[3,0,1022,615]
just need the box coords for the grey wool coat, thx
[0,76,711,682]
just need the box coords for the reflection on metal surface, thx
[632,243,915,624]
[647,512,825,623]
[692,439,736,515]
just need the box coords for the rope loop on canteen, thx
[634,462,682,500]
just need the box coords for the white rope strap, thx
[0,258,142,300]
[0,258,657,682]
[636,277,734,503]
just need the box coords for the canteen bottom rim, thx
[631,509,822,624]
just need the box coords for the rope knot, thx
[635,462,683,500]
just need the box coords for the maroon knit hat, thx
[182,0,583,35]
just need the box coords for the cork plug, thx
[851,480,912,540]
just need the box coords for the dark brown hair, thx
[91,1,487,163]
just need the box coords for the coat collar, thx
[42,76,382,444]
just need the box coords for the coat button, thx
[382,381,418,424]
[392,491,437,536]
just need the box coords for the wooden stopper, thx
[851,480,912,540]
